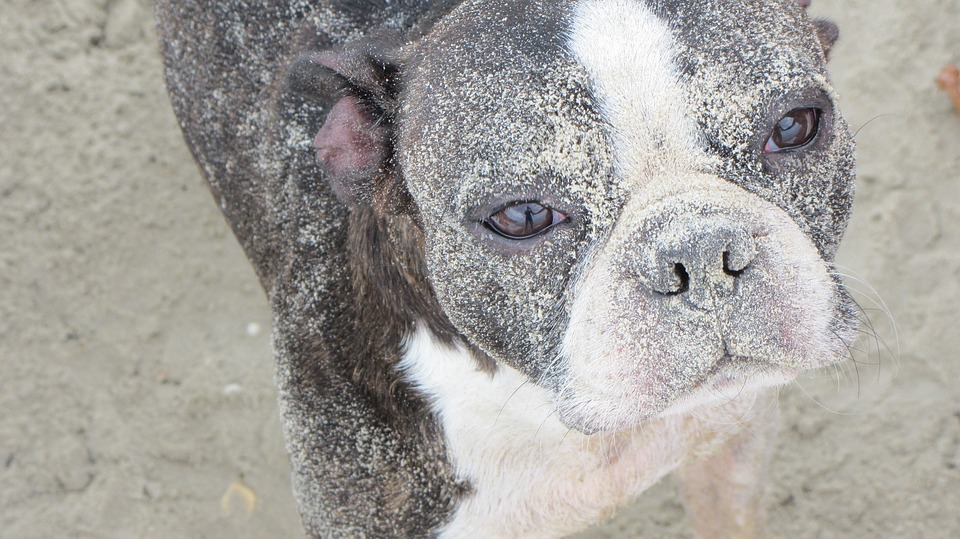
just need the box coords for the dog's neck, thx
[399,324,767,538]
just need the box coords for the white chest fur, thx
[398,326,762,539]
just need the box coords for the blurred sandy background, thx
[1,0,957,537]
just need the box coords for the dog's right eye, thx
[764,107,821,153]
[484,202,568,240]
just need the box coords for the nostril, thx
[665,263,690,296]
[637,215,758,299]
[722,250,747,278]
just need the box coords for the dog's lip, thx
[648,358,795,424]
[676,355,796,408]
[687,354,783,391]
[555,356,790,434]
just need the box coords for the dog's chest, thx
[399,326,759,538]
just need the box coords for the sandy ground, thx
[1,0,957,537]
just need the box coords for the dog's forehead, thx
[400,0,609,208]
[656,0,832,154]
[400,0,828,207]
[654,0,822,73]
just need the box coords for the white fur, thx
[559,175,841,431]
[398,326,762,539]
[567,0,711,186]
[559,0,844,432]
[394,2,845,536]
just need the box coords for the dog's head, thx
[299,0,857,433]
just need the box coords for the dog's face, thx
[312,0,857,433]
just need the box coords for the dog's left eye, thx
[484,202,568,240]
[764,107,821,153]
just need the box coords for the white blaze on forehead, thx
[568,0,709,185]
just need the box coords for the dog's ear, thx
[812,19,839,60]
[288,35,413,215]
[797,0,839,61]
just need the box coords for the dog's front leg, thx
[676,391,780,539]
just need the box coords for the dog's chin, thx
[553,362,797,435]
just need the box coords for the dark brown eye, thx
[485,202,567,240]
[764,108,821,153]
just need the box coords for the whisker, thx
[830,268,901,376]
[830,265,900,345]
[852,113,898,139]
[612,431,624,463]
[534,408,556,442]
[790,376,865,417]
[495,379,530,427]
[553,427,573,460]
[831,327,861,398]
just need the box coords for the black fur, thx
[157,0,469,535]
[156,0,851,536]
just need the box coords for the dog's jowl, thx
[157,0,857,537]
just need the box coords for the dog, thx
[156,0,857,536]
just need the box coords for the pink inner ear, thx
[314,95,382,178]
[311,50,343,73]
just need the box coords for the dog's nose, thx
[635,214,758,309]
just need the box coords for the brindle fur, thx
[156,0,847,536]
